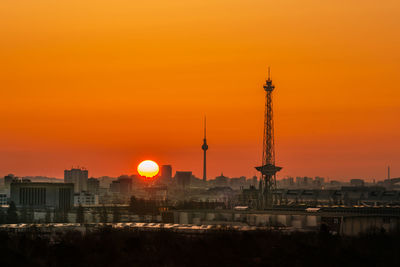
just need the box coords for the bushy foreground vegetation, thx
[0,229,399,267]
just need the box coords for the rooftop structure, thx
[64,168,88,193]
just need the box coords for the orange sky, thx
[1,0,399,181]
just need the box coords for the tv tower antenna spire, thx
[202,116,208,182]
[255,68,282,208]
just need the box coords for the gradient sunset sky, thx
[1,0,399,180]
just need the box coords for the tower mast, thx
[202,116,208,182]
[256,68,282,208]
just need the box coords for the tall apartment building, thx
[110,176,132,195]
[64,168,88,193]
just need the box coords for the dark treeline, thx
[0,229,399,267]
[0,201,18,224]
[175,200,226,210]
[128,196,227,214]
[129,196,163,215]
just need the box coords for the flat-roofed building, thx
[110,176,132,195]
[175,171,192,188]
[160,165,172,183]
[10,182,74,209]
[64,168,88,193]
[74,192,99,206]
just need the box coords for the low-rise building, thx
[10,182,74,209]
[74,192,99,206]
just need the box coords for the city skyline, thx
[1,1,399,180]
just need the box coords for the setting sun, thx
[137,160,159,178]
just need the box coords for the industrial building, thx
[10,182,74,209]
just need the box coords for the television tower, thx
[255,68,282,208]
[202,116,208,181]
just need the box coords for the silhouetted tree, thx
[45,209,52,223]
[91,209,97,223]
[28,207,35,223]
[100,205,108,223]
[54,209,68,223]
[62,210,69,223]
[7,201,18,223]
[0,229,400,266]
[20,207,28,223]
[112,205,121,223]
[129,196,137,212]
[0,208,6,223]
[53,209,62,222]
[76,204,84,224]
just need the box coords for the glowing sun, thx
[137,160,159,178]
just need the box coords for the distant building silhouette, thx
[87,178,100,194]
[214,173,229,187]
[10,182,74,209]
[350,179,365,187]
[175,171,192,188]
[160,165,172,183]
[74,192,99,206]
[4,174,18,188]
[110,176,133,195]
[64,168,88,193]
[0,193,7,205]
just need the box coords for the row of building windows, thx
[19,188,46,205]
[59,188,72,210]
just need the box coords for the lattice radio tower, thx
[255,68,282,208]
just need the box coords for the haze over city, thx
[1,0,399,180]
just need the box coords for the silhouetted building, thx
[160,165,172,183]
[87,178,100,194]
[10,182,74,209]
[314,177,325,185]
[74,192,99,206]
[0,194,7,205]
[4,174,18,188]
[350,179,365,187]
[214,173,229,187]
[296,177,313,187]
[144,186,168,200]
[230,177,246,188]
[278,177,295,188]
[239,185,259,208]
[64,168,88,193]
[175,171,192,188]
[252,176,258,187]
[110,176,132,195]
